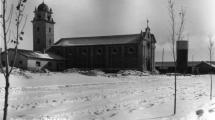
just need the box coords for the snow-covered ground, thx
[0,71,215,120]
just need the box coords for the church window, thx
[49,27,51,32]
[36,61,41,67]
[37,27,40,32]
[48,62,52,67]
[2,61,5,66]
[56,49,60,54]
[68,48,73,56]
[128,47,134,54]
[147,43,150,48]
[38,15,41,19]
[112,48,118,55]
[97,48,102,55]
[19,61,23,65]
[81,49,87,55]
[49,39,52,45]
[68,52,72,56]
[10,61,14,65]
[37,38,40,44]
[56,51,59,54]
[48,16,51,21]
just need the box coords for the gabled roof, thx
[5,49,64,60]
[155,61,215,67]
[196,61,215,68]
[54,34,141,46]
[54,32,156,47]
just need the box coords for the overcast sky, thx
[1,0,215,61]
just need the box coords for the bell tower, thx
[32,2,55,52]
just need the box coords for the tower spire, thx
[145,19,150,32]
[147,19,149,28]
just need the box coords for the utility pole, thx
[192,55,194,74]
[162,48,165,72]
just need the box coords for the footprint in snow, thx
[139,100,147,105]
[209,109,214,113]
[106,108,110,112]
[94,111,103,115]
[146,103,154,108]
[17,114,26,118]
[110,113,117,117]
[196,109,204,117]
[129,108,136,113]
[181,98,185,100]
[208,106,215,113]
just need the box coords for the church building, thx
[1,2,156,72]
[33,2,157,72]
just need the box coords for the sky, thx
[1,0,215,61]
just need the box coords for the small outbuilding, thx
[195,61,215,74]
[1,49,64,71]
[156,61,215,74]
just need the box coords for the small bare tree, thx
[208,35,214,100]
[168,0,186,115]
[0,0,28,120]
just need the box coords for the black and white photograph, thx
[0,0,215,120]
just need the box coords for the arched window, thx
[68,48,73,56]
[37,15,41,19]
[47,16,51,21]
[37,27,40,32]
[48,62,52,67]
[36,61,41,67]
[147,43,150,48]
[2,61,5,66]
[37,38,40,44]
[112,48,118,55]
[10,61,14,65]
[81,49,87,55]
[97,48,102,55]
[19,61,23,65]
[56,49,60,54]
[49,39,52,45]
[128,47,134,54]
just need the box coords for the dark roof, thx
[5,49,64,60]
[54,32,156,46]
[155,61,215,67]
[38,2,49,12]
[196,61,215,68]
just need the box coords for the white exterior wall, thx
[27,59,48,71]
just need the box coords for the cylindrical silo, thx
[176,40,188,73]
